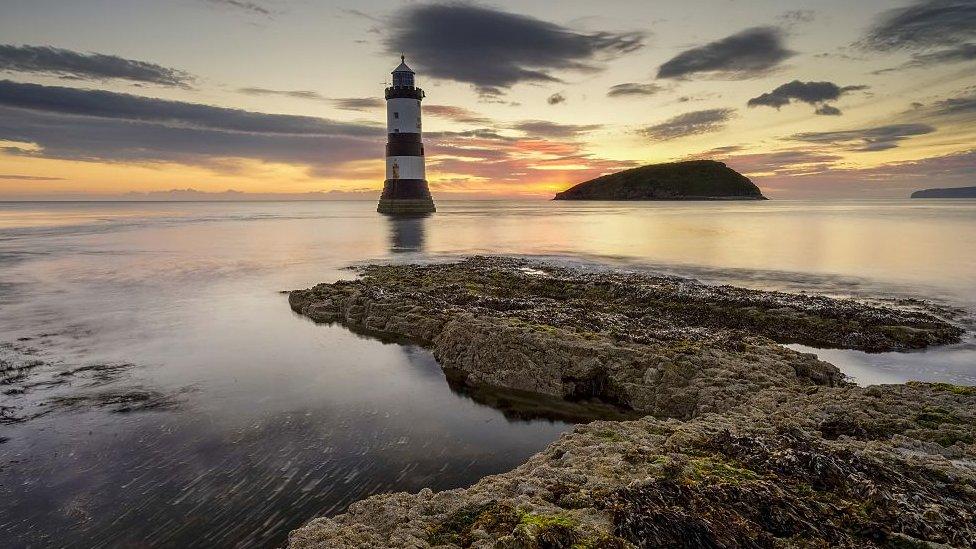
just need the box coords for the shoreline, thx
[286,257,974,547]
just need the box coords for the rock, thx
[911,185,976,199]
[284,257,971,548]
[288,257,960,418]
[287,383,976,548]
[552,160,766,201]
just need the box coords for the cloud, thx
[932,92,976,115]
[814,104,842,116]
[873,42,976,73]
[424,105,490,124]
[747,80,867,115]
[778,10,816,25]
[912,42,976,63]
[0,174,65,181]
[0,80,377,136]
[657,27,794,79]
[0,80,380,174]
[862,0,976,51]
[509,120,602,138]
[202,0,272,16]
[237,87,326,100]
[641,108,735,141]
[693,145,975,198]
[421,123,637,189]
[791,123,935,151]
[0,80,631,191]
[607,82,664,97]
[384,3,644,95]
[547,92,566,105]
[686,147,843,178]
[750,149,976,198]
[236,88,383,111]
[330,97,384,111]
[0,44,192,87]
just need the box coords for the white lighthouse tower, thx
[377,56,436,214]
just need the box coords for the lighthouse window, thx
[394,112,399,119]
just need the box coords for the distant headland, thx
[553,160,766,201]
[911,186,976,199]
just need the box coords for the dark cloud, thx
[814,104,842,116]
[641,108,735,141]
[0,174,65,181]
[862,0,976,51]
[0,80,376,136]
[330,97,384,111]
[0,80,379,174]
[424,105,490,124]
[873,42,976,73]
[747,81,867,115]
[547,92,566,105]
[237,88,383,110]
[384,3,644,95]
[509,120,602,138]
[912,42,976,63]
[656,27,794,79]
[0,45,192,87]
[607,82,664,97]
[932,92,976,115]
[202,0,272,16]
[692,145,747,157]
[791,123,935,151]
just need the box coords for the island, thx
[286,257,973,548]
[911,185,976,198]
[553,160,766,201]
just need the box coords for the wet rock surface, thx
[286,257,973,548]
[289,257,960,418]
[0,338,182,426]
[288,384,975,548]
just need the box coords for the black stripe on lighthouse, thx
[386,133,424,157]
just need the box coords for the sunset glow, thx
[0,1,973,199]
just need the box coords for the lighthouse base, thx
[377,179,436,215]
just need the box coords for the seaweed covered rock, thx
[553,160,766,201]
[287,383,976,548]
[289,257,961,418]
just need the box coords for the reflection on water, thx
[386,213,428,254]
[787,341,976,387]
[0,199,974,547]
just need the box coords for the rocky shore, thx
[287,257,973,548]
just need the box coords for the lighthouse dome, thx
[391,55,415,87]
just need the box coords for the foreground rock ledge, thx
[287,257,972,548]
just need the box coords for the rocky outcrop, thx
[288,382,976,548]
[289,258,959,418]
[911,185,976,198]
[286,257,971,548]
[553,160,766,201]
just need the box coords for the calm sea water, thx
[1,199,974,547]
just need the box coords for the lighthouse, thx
[377,56,436,214]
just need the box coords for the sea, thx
[1,199,974,547]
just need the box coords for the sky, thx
[0,0,973,200]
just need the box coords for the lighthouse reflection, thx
[386,213,428,253]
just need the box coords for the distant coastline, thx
[911,186,976,199]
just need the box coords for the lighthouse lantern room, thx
[377,56,436,214]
